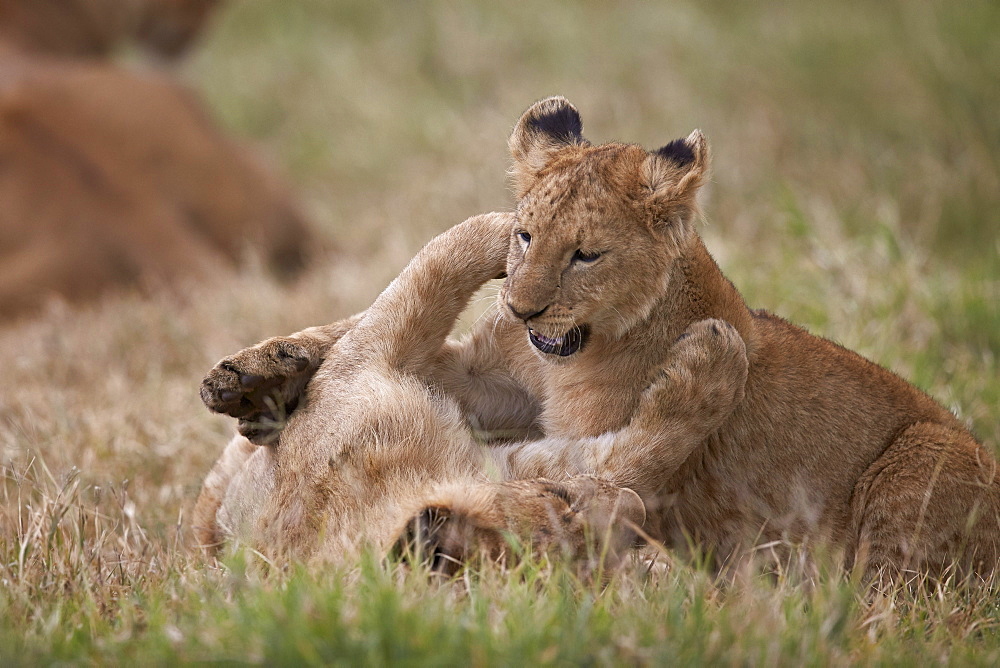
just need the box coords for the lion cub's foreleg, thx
[496,318,748,498]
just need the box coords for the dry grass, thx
[2,0,998,662]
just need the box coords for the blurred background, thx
[0,0,997,538]
[193,0,999,255]
[193,0,997,434]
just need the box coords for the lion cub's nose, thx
[507,301,548,322]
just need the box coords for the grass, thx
[2,0,999,663]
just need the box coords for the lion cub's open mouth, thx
[528,326,590,357]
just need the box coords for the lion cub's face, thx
[498,97,710,361]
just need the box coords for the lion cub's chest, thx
[538,358,653,439]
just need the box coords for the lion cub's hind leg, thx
[192,434,258,552]
[850,422,1000,584]
[393,476,645,577]
[200,316,362,444]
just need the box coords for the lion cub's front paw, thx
[670,318,748,394]
[639,318,749,427]
[200,337,319,444]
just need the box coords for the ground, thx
[1,0,998,663]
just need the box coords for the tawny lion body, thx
[199,98,999,580]
[0,2,311,320]
[194,212,751,571]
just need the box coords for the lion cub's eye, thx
[572,249,602,264]
[517,231,532,245]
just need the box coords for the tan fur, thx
[0,45,312,320]
[195,213,676,571]
[199,98,999,581]
[0,0,219,59]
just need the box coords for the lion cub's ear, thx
[508,96,589,197]
[642,130,711,226]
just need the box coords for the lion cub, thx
[194,212,749,572]
[201,98,999,581]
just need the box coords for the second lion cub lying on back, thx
[201,97,1000,580]
[193,212,744,571]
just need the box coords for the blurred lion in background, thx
[0,0,219,59]
[0,0,315,321]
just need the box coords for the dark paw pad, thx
[392,507,468,576]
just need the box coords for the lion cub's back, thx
[713,310,963,527]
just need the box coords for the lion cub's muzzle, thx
[528,325,590,357]
[504,292,589,357]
